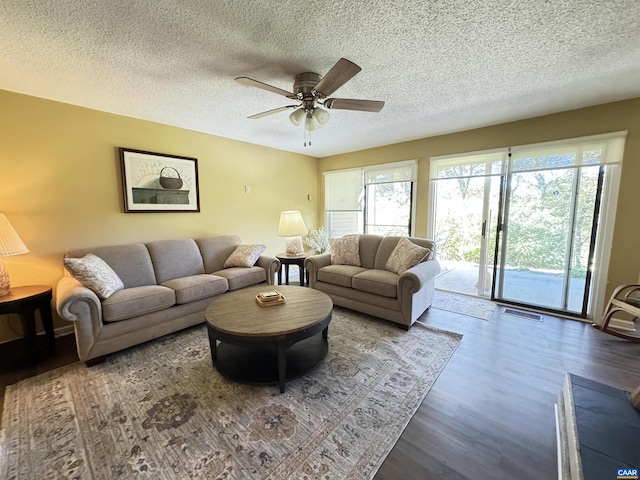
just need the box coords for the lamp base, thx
[0,259,10,296]
[284,236,304,256]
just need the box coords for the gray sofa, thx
[56,235,279,364]
[304,235,440,329]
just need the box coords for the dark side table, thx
[0,285,55,363]
[276,253,309,287]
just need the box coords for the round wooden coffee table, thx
[205,285,333,393]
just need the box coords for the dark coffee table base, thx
[211,330,328,392]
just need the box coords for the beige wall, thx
[2,91,638,342]
[318,98,640,308]
[0,90,318,341]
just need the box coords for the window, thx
[324,160,417,237]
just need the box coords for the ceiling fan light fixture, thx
[304,115,320,131]
[289,108,305,127]
[313,107,330,125]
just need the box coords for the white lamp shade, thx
[304,116,319,131]
[290,108,330,131]
[289,108,306,127]
[277,211,308,237]
[313,107,330,125]
[0,213,28,257]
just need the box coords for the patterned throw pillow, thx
[385,237,431,275]
[63,254,124,300]
[224,244,266,268]
[329,235,361,266]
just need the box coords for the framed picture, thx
[119,148,200,213]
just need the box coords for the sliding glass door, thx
[429,134,625,319]
[430,154,503,297]
[494,164,603,315]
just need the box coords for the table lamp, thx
[278,210,308,256]
[0,213,29,296]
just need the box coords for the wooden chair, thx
[593,284,640,341]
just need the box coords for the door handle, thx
[481,220,487,238]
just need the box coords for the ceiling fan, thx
[235,58,385,132]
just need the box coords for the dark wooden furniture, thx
[0,285,55,364]
[276,252,309,286]
[205,285,332,393]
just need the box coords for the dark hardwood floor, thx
[377,304,640,480]
[1,295,639,479]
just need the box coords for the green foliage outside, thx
[435,165,598,276]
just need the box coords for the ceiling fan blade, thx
[324,98,385,113]
[247,105,299,119]
[313,58,362,97]
[235,77,295,98]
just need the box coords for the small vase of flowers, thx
[304,227,331,254]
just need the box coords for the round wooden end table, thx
[205,285,332,393]
[0,285,55,365]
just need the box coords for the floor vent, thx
[503,308,543,322]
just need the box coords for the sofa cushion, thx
[67,243,157,288]
[147,239,205,283]
[224,244,266,268]
[329,235,361,266]
[352,269,399,298]
[358,235,383,269]
[161,274,228,304]
[318,265,367,288]
[64,254,124,300]
[385,237,431,274]
[213,266,267,290]
[102,285,176,322]
[196,235,242,273]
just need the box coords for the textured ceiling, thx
[1,1,639,157]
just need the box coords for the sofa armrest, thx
[256,255,280,285]
[398,259,441,295]
[304,253,332,288]
[56,276,104,361]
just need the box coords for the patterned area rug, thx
[432,290,496,320]
[1,307,461,480]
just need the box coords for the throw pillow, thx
[64,254,124,300]
[385,237,431,275]
[329,235,361,266]
[224,244,266,268]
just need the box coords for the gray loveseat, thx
[305,235,440,329]
[56,235,279,364]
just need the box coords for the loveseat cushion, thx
[147,239,205,283]
[329,236,361,266]
[213,267,267,291]
[352,269,398,298]
[385,237,431,274]
[161,274,228,304]
[318,265,367,288]
[102,285,176,322]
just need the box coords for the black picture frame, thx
[119,148,200,213]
